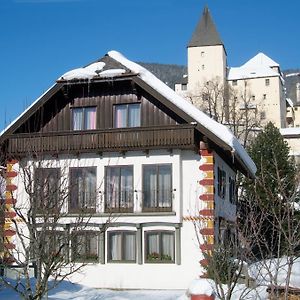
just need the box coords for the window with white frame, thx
[72,107,97,130]
[108,231,136,262]
[143,164,172,211]
[114,103,141,128]
[69,167,97,213]
[71,231,98,262]
[105,166,133,212]
[35,168,60,212]
[145,231,175,263]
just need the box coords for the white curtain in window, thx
[162,233,174,260]
[107,168,119,208]
[158,165,171,207]
[73,108,83,130]
[144,166,157,208]
[85,107,96,130]
[115,105,127,128]
[128,104,140,127]
[84,170,96,208]
[120,167,133,208]
[110,233,122,260]
[88,234,98,256]
[147,233,159,256]
[124,233,135,261]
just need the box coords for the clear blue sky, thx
[1,0,299,130]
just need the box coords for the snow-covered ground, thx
[1,257,299,299]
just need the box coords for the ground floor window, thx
[71,231,98,262]
[108,231,136,262]
[145,231,175,263]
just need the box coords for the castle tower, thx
[187,6,227,91]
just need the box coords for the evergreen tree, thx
[240,122,297,258]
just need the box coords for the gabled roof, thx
[1,51,256,177]
[188,6,223,48]
[228,52,281,80]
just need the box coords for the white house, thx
[0,51,255,289]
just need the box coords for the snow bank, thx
[187,279,214,296]
[250,257,300,288]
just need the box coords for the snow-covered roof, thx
[107,51,256,176]
[228,52,280,81]
[1,50,256,177]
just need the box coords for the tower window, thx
[201,65,205,70]
[265,79,270,86]
[201,51,205,57]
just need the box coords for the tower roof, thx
[188,6,223,48]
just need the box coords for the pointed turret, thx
[188,6,223,48]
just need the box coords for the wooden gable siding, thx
[40,80,178,133]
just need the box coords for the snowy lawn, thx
[0,280,186,300]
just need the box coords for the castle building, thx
[175,6,287,130]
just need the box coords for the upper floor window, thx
[114,103,141,128]
[201,51,205,57]
[105,166,133,212]
[42,231,66,259]
[108,231,136,262]
[229,177,236,204]
[217,167,226,199]
[181,84,187,91]
[265,78,270,86]
[35,168,60,212]
[73,107,96,130]
[232,80,237,86]
[145,231,175,263]
[69,167,97,213]
[71,231,98,262]
[143,164,172,212]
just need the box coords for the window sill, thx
[66,211,176,217]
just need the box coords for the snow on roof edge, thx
[108,50,256,176]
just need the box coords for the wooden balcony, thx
[6,125,197,156]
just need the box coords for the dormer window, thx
[114,103,141,128]
[72,107,96,130]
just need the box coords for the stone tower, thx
[187,6,227,91]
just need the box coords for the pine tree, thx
[240,122,297,258]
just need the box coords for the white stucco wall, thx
[12,149,206,289]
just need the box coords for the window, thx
[181,84,187,91]
[35,168,60,212]
[201,64,205,70]
[263,94,267,100]
[229,177,236,204]
[108,231,136,262]
[201,51,205,57]
[265,78,270,86]
[232,80,237,86]
[69,167,97,213]
[105,166,133,212]
[114,103,141,128]
[72,107,96,130]
[143,164,172,211]
[217,167,226,199]
[72,231,98,262]
[42,231,66,259]
[145,231,175,263]
[252,95,255,101]
[260,111,266,120]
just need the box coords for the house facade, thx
[0,51,255,289]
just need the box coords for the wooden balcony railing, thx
[6,125,197,155]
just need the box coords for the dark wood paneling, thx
[7,125,197,155]
[35,80,180,133]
